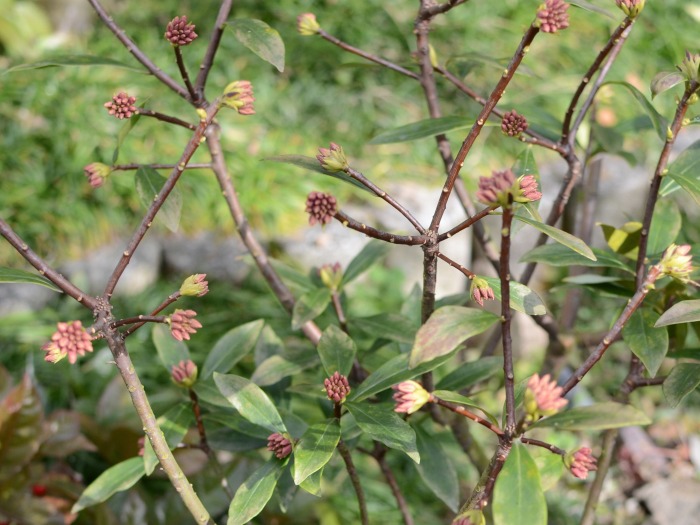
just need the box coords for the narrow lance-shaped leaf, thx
[345,401,419,462]
[368,116,472,145]
[226,19,285,72]
[292,288,331,330]
[436,356,502,391]
[663,363,700,407]
[0,267,61,292]
[214,373,287,434]
[292,419,340,485]
[531,402,651,431]
[5,54,144,74]
[481,277,547,315]
[343,240,390,285]
[201,320,264,379]
[409,306,499,368]
[135,166,182,232]
[656,300,700,327]
[492,443,547,525]
[227,459,285,525]
[71,457,145,513]
[520,244,632,273]
[512,215,596,261]
[605,81,669,141]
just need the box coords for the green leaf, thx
[512,147,542,225]
[343,240,390,285]
[667,171,700,205]
[513,215,596,260]
[562,274,622,285]
[605,81,669,141]
[135,166,181,232]
[414,427,458,511]
[520,244,632,273]
[660,139,700,200]
[292,420,340,485]
[623,308,669,377]
[345,402,419,462]
[251,348,318,387]
[292,288,331,330]
[299,468,323,496]
[568,0,615,18]
[647,199,682,255]
[650,71,685,99]
[317,325,357,377]
[492,443,547,525]
[349,353,453,403]
[532,402,651,430]
[71,457,145,513]
[481,277,547,315]
[227,459,285,525]
[663,363,700,407]
[0,267,61,292]
[600,221,642,259]
[5,54,143,73]
[112,112,141,164]
[214,373,287,434]
[368,116,472,145]
[347,313,417,345]
[226,19,285,72]
[264,154,372,193]
[436,356,502,391]
[201,320,264,379]
[656,300,700,327]
[409,306,499,368]
[142,404,193,475]
[432,390,498,425]
[152,324,190,372]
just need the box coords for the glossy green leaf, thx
[226,19,285,72]
[343,240,391,285]
[152,324,190,372]
[520,244,632,273]
[214,373,287,434]
[600,221,642,259]
[533,450,565,491]
[368,116,471,144]
[436,356,502,391]
[432,390,498,425]
[660,139,700,200]
[668,171,700,205]
[513,215,596,260]
[647,199,682,255]
[569,0,615,18]
[532,402,650,430]
[251,349,318,386]
[292,288,331,330]
[135,166,181,232]
[293,420,340,485]
[227,459,285,525]
[481,277,547,315]
[663,363,700,407]
[562,274,622,285]
[345,402,419,462]
[606,81,668,141]
[5,54,143,73]
[512,147,542,225]
[318,325,356,377]
[143,404,193,475]
[72,457,145,513]
[493,443,547,525]
[651,71,685,99]
[347,313,417,344]
[264,155,372,193]
[0,375,43,483]
[0,267,61,292]
[201,320,264,379]
[414,427,458,511]
[623,308,669,377]
[409,306,499,368]
[299,468,323,496]
[349,352,453,403]
[656,300,700,327]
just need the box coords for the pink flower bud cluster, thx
[569,447,597,479]
[171,359,198,388]
[476,169,516,207]
[267,433,293,459]
[525,373,568,417]
[536,0,570,33]
[324,371,351,403]
[165,16,198,46]
[42,321,93,364]
[104,92,137,119]
[168,309,202,341]
[316,142,348,173]
[222,80,255,115]
[518,175,543,202]
[179,273,209,297]
[501,110,528,137]
[471,277,495,307]
[305,191,337,226]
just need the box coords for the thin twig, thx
[111,315,165,328]
[433,397,503,436]
[174,46,197,101]
[520,437,565,456]
[113,163,211,171]
[334,210,427,246]
[122,292,181,337]
[194,0,234,103]
[438,206,494,242]
[500,205,516,435]
[436,252,476,280]
[138,108,197,130]
[337,440,369,525]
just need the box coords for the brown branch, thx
[334,210,427,246]
[137,108,197,130]
[122,291,181,337]
[337,440,369,525]
[113,163,211,171]
[436,252,476,280]
[174,46,197,101]
[193,0,234,103]
[500,205,516,435]
[433,398,503,436]
[520,437,565,456]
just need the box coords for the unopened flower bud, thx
[536,0,570,33]
[501,110,528,137]
[316,142,349,173]
[168,309,202,341]
[171,359,198,388]
[104,92,137,119]
[84,162,112,188]
[516,175,543,203]
[319,263,343,291]
[305,191,337,226]
[297,13,320,36]
[615,0,645,18]
[41,321,94,364]
[658,243,693,283]
[471,277,495,307]
[267,433,293,459]
[165,16,198,46]
[392,380,433,414]
[221,80,255,115]
[677,51,700,84]
[324,372,351,403]
[565,447,597,479]
[524,373,567,419]
[180,274,209,297]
